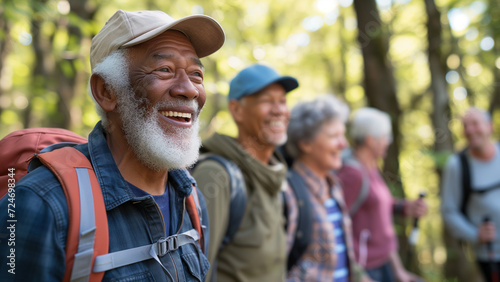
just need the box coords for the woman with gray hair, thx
[284,95,372,282]
[337,108,427,282]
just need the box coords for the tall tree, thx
[424,0,481,280]
[54,0,99,129]
[490,67,500,116]
[425,0,453,154]
[488,0,500,116]
[352,0,403,196]
[26,0,99,129]
[26,0,51,128]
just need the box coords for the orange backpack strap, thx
[186,186,204,252]
[36,147,108,282]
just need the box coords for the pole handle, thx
[483,216,493,248]
[412,192,427,227]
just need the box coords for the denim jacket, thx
[0,122,210,281]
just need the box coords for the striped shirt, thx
[325,198,349,281]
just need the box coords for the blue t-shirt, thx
[325,198,349,282]
[128,182,170,235]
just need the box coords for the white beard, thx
[267,133,288,147]
[116,88,201,171]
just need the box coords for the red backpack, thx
[0,128,204,281]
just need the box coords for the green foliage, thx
[0,0,499,280]
[426,149,454,170]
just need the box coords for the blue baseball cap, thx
[228,64,299,100]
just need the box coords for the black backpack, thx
[193,154,247,248]
[193,154,313,271]
[458,146,500,220]
[284,168,314,270]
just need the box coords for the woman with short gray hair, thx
[337,107,427,282]
[349,108,392,149]
[286,96,349,160]
[284,95,371,282]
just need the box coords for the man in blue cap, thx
[191,64,298,281]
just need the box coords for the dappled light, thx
[0,0,499,281]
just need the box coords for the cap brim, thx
[248,76,299,96]
[274,76,299,93]
[122,14,225,58]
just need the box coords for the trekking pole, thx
[406,192,426,270]
[409,192,427,246]
[484,216,499,282]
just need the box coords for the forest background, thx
[1,0,499,280]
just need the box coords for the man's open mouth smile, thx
[160,110,193,126]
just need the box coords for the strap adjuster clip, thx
[157,236,179,256]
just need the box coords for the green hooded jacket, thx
[191,133,287,282]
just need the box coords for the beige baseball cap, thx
[90,10,225,70]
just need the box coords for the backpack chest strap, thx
[93,229,199,273]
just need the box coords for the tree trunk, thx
[352,0,414,275]
[489,67,500,116]
[424,0,482,280]
[424,0,453,152]
[28,0,52,128]
[52,0,98,129]
[352,0,403,197]
[488,0,500,117]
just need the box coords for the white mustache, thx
[154,99,199,115]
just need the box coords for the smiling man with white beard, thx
[0,9,224,281]
[191,64,299,282]
[96,50,202,172]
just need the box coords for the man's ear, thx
[90,73,117,112]
[228,99,244,124]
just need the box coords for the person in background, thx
[284,95,373,282]
[191,64,299,281]
[337,108,427,282]
[441,107,500,282]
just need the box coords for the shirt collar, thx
[294,161,336,202]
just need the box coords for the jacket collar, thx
[202,133,287,195]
